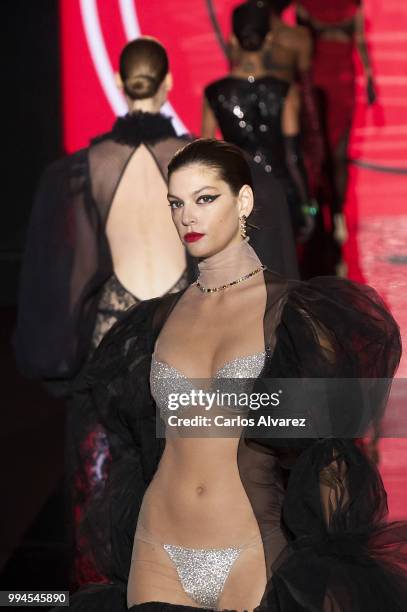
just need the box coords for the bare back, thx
[263,20,312,81]
[106,144,186,300]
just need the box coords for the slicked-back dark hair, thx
[232,1,270,52]
[168,139,253,195]
[119,37,169,100]
[266,0,292,16]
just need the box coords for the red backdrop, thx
[60,0,251,151]
[61,0,407,518]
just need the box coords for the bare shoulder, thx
[276,22,311,51]
[293,24,312,53]
[295,24,311,42]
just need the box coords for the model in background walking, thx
[14,37,193,587]
[296,0,376,276]
[202,1,312,277]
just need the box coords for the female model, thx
[202,1,314,254]
[14,37,192,585]
[65,139,407,611]
[296,0,376,272]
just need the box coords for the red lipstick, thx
[184,232,205,243]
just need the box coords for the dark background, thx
[3,0,61,301]
[1,1,69,603]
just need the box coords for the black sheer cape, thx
[64,272,407,611]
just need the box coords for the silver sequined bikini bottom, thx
[131,522,263,610]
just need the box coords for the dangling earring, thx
[239,214,247,238]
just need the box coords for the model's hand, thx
[297,214,315,244]
[366,76,377,106]
[298,200,318,244]
[333,212,348,245]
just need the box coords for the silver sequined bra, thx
[150,352,266,420]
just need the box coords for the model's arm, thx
[355,4,376,104]
[307,321,350,526]
[201,96,218,138]
[282,83,316,242]
[295,27,324,183]
[282,83,308,205]
[296,23,312,73]
[282,83,301,137]
[319,450,349,526]
[13,151,97,390]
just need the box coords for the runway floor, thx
[344,0,407,519]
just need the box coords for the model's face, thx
[167,164,253,258]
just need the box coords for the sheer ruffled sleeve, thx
[270,276,401,379]
[71,299,160,583]
[256,277,407,611]
[13,150,111,394]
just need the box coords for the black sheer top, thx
[13,113,194,390]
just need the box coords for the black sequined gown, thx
[205,76,305,235]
